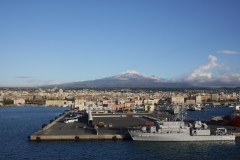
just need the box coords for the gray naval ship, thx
[128,112,235,141]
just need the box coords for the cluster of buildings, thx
[0,88,239,109]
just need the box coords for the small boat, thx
[208,116,224,123]
[188,104,204,111]
[209,102,240,127]
[223,103,240,127]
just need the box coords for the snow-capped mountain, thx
[43,70,191,88]
[105,70,168,82]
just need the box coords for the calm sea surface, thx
[0,106,240,160]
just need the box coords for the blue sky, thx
[0,0,240,87]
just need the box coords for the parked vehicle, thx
[94,122,105,127]
[64,117,78,123]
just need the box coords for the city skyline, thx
[1,1,240,87]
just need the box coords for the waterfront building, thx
[211,94,219,102]
[134,100,142,106]
[103,99,115,105]
[66,101,73,107]
[14,98,25,105]
[45,100,68,106]
[196,95,202,104]
[233,92,236,98]
[170,96,184,104]
[74,99,86,110]
[144,103,154,112]
[59,89,63,96]
[200,95,209,102]
[0,96,3,102]
[124,102,135,111]
[143,100,155,112]
[143,99,158,105]
[185,99,195,104]
[226,94,231,100]
[107,104,124,110]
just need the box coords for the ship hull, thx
[129,132,235,141]
[228,116,240,127]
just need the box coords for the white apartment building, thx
[14,98,25,105]
[134,100,142,106]
[196,95,202,104]
[45,100,68,106]
[170,96,184,104]
[143,99,158,105]
[233,92,236,98]
[211,94,219,101]
[74,99,86,110]
[143,99,157,112]
[59,89,63,96]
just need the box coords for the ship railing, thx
[172,106,188,121]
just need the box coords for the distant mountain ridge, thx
[43,70,192,88]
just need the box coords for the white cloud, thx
[186,55,218,80]
[217,50,239,54]
[178,55,240,86]
[211,73,240,86]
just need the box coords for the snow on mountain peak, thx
[112,70,162,81]
[120,70,143,76]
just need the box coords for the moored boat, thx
[188,104,205,111]
[128,110,235,141]
[208,116,224,123]
[222,103,240,127]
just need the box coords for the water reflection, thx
[131,140,238,159]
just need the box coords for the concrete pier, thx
[30,110,240,141]
[30,134,130,141]
[30,110,153,141]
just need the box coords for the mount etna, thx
[43,70,192,88]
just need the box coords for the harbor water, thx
[186,106,234,121]
[0,106,240,160]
